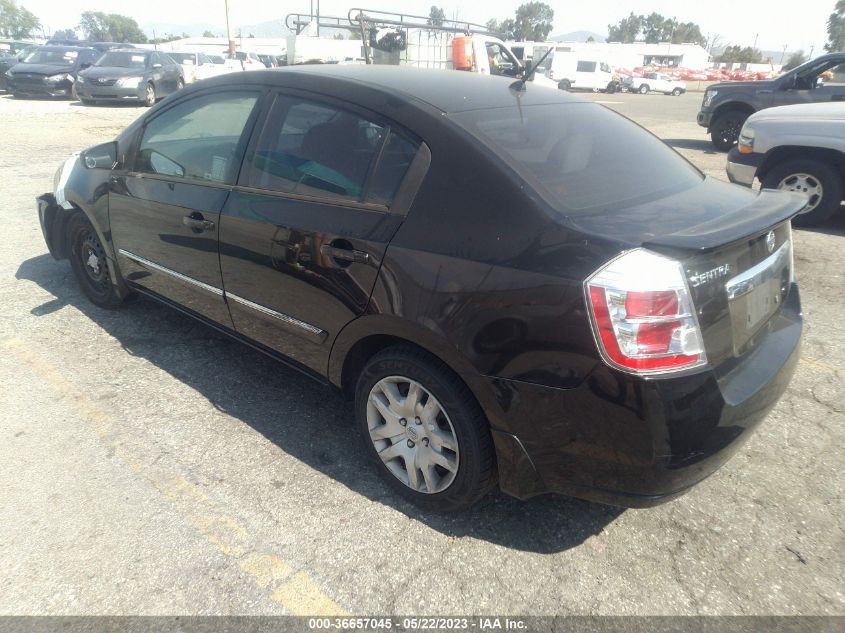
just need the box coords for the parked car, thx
[535,49,614,91]
[699,52,845,151]
[167,51,231,84]
[222,51,265,71]
[37,67,803,511]
[75,49,184,106]
[5,45,99,98]
[626,72,686,95]
[45,40,133,52]
[726,102,845,226]
[257,53,278,68]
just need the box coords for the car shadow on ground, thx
[16,254,623,554]
[795,205,845,237]
[662,138,719,154]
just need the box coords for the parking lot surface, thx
[0,90,842,616]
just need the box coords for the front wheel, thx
[67,213,126,309]
[638,84,649,94]
[558,79,571,91]
[672,88,683,96]
[176,77,185,91]
[761,158,843,227]
[143,82,156,107]
[355,346,497,511]
[710,110,747,151]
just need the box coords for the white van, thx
[534,48,613,92]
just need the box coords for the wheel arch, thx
[711,101,755,124]
[758,145,845,183]
[329,315,508,433]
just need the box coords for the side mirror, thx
[781,74,797,90]
[82,141,117,170]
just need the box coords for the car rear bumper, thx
[489,285,802,507]
[727,148,763,186]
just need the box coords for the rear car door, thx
[219,91,424,374]
[110,89,264,328]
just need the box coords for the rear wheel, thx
[558,79,571,91]
[638,84,649,94]
[710,109,747,151]
[143,82,156,107]
[355,346,496,511]
[176,77,185,90]
[672,87,683,96]
[761,158,843,227]
[67,213,126,309]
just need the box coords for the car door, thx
[771,55,845,107]
[219,91,424,374]
[110,89,264,328]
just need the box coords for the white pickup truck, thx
[626,72,686,95]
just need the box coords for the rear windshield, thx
[22,48,79,65]
[96,51,147,68]
[451,103,702,214]
[168,53,194,63]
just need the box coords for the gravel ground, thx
[0,89,842,616]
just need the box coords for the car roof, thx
[204,65,583,114]
[36,45,97,52]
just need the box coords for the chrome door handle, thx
[320,244,369,263]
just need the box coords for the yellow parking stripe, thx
[1,336,348,616]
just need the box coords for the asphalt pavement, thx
[0,90,842,616]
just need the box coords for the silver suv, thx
[726,102,845,226]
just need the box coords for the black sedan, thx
[5,45,99,98]
[36,67,804,511]
[75,49,183,106]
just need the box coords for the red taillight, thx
[585,250,707,375]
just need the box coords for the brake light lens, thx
[585,249,707,374]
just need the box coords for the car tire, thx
[672,88,683,96]
[639,84,649,94]
[143,82,156,107]
[176,77,185,90]
[67,212,126,309]
[558,79,571,91]
[354,345,497,512]
[710,109,747,151]
[761,158,843,227]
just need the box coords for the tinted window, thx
[249,96,387,202]
[367,132,419,206]
[451,103,702,214]
[22,48,79,65]
[136,91,259,184]
[97,51,148,68]
[576,61,596,73]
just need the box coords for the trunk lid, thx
[570,178,805,366]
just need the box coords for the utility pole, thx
[224,0,235,57]
[781,44,787,64]
[753,33,758,49]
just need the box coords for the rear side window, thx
[136,91,259,184]
[576,61,596,73]
[247,95,417,205]
[451,103,702,214]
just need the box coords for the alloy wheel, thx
[777,173,823,214]
[366,376,459,494]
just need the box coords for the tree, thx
[586,35,595,43]
[783,50,809,70]
[513,2,554,41]
[826,0,845,52]
[607,12,705,46]
[427,6,446,27]
[716,45,763,64]
[607,12,643,43]
[52,28,78,40]
[79,11,147,43]
[202,29,215,38]
[0,0,41,39]
[486,17,515,38]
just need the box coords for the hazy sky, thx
[24,0,833,55]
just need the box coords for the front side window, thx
[576,61,597,73]
[136,91,259,184]
[485,43,518,77]
[600,62,611,73]
[249,96,388,202]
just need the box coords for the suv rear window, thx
[451,103,702,214]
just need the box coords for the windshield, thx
[96,51,147,68]
[22,48,79,65]
[168,53,194,63]
[451,103,702,214]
